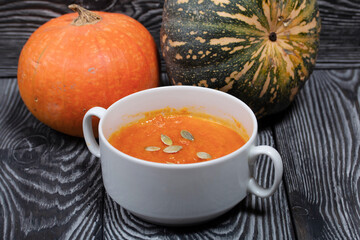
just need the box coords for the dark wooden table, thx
[1,0,359,239]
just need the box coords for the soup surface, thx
[108,109,248,164]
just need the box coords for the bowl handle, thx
[82,107,106,158]
[247,146,283,198]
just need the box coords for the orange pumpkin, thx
[17,4,160,137]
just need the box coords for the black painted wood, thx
[0,79,104,239]
[0,0,359,77]
[274,69,360,239]
[316,0,360,69]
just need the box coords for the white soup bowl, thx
[83,86,283,225]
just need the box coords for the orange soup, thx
[108,109,248,164]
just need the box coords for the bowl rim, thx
[98,85,258,169]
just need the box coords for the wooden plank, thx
[316,0,360,69]
[274,69,360,239]
[0,79,104,239]
[0,0,360,77]
[103,128,295,239]
[0,1,67,78]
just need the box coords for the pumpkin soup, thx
[108,109,248,164]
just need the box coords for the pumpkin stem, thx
[68,4,102,26]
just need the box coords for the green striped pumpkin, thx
[160,0,321,117]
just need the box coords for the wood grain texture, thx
[103,129,295,240]
[274,69,360,239]
[316,0,360,69]
[0,0,359,77]
[0,79,104,239]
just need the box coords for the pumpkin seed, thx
[180,130,194,141]
[197,152,212,160]
[161,134,173,146]
[163,145,182,153]
[145,146,161,152]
